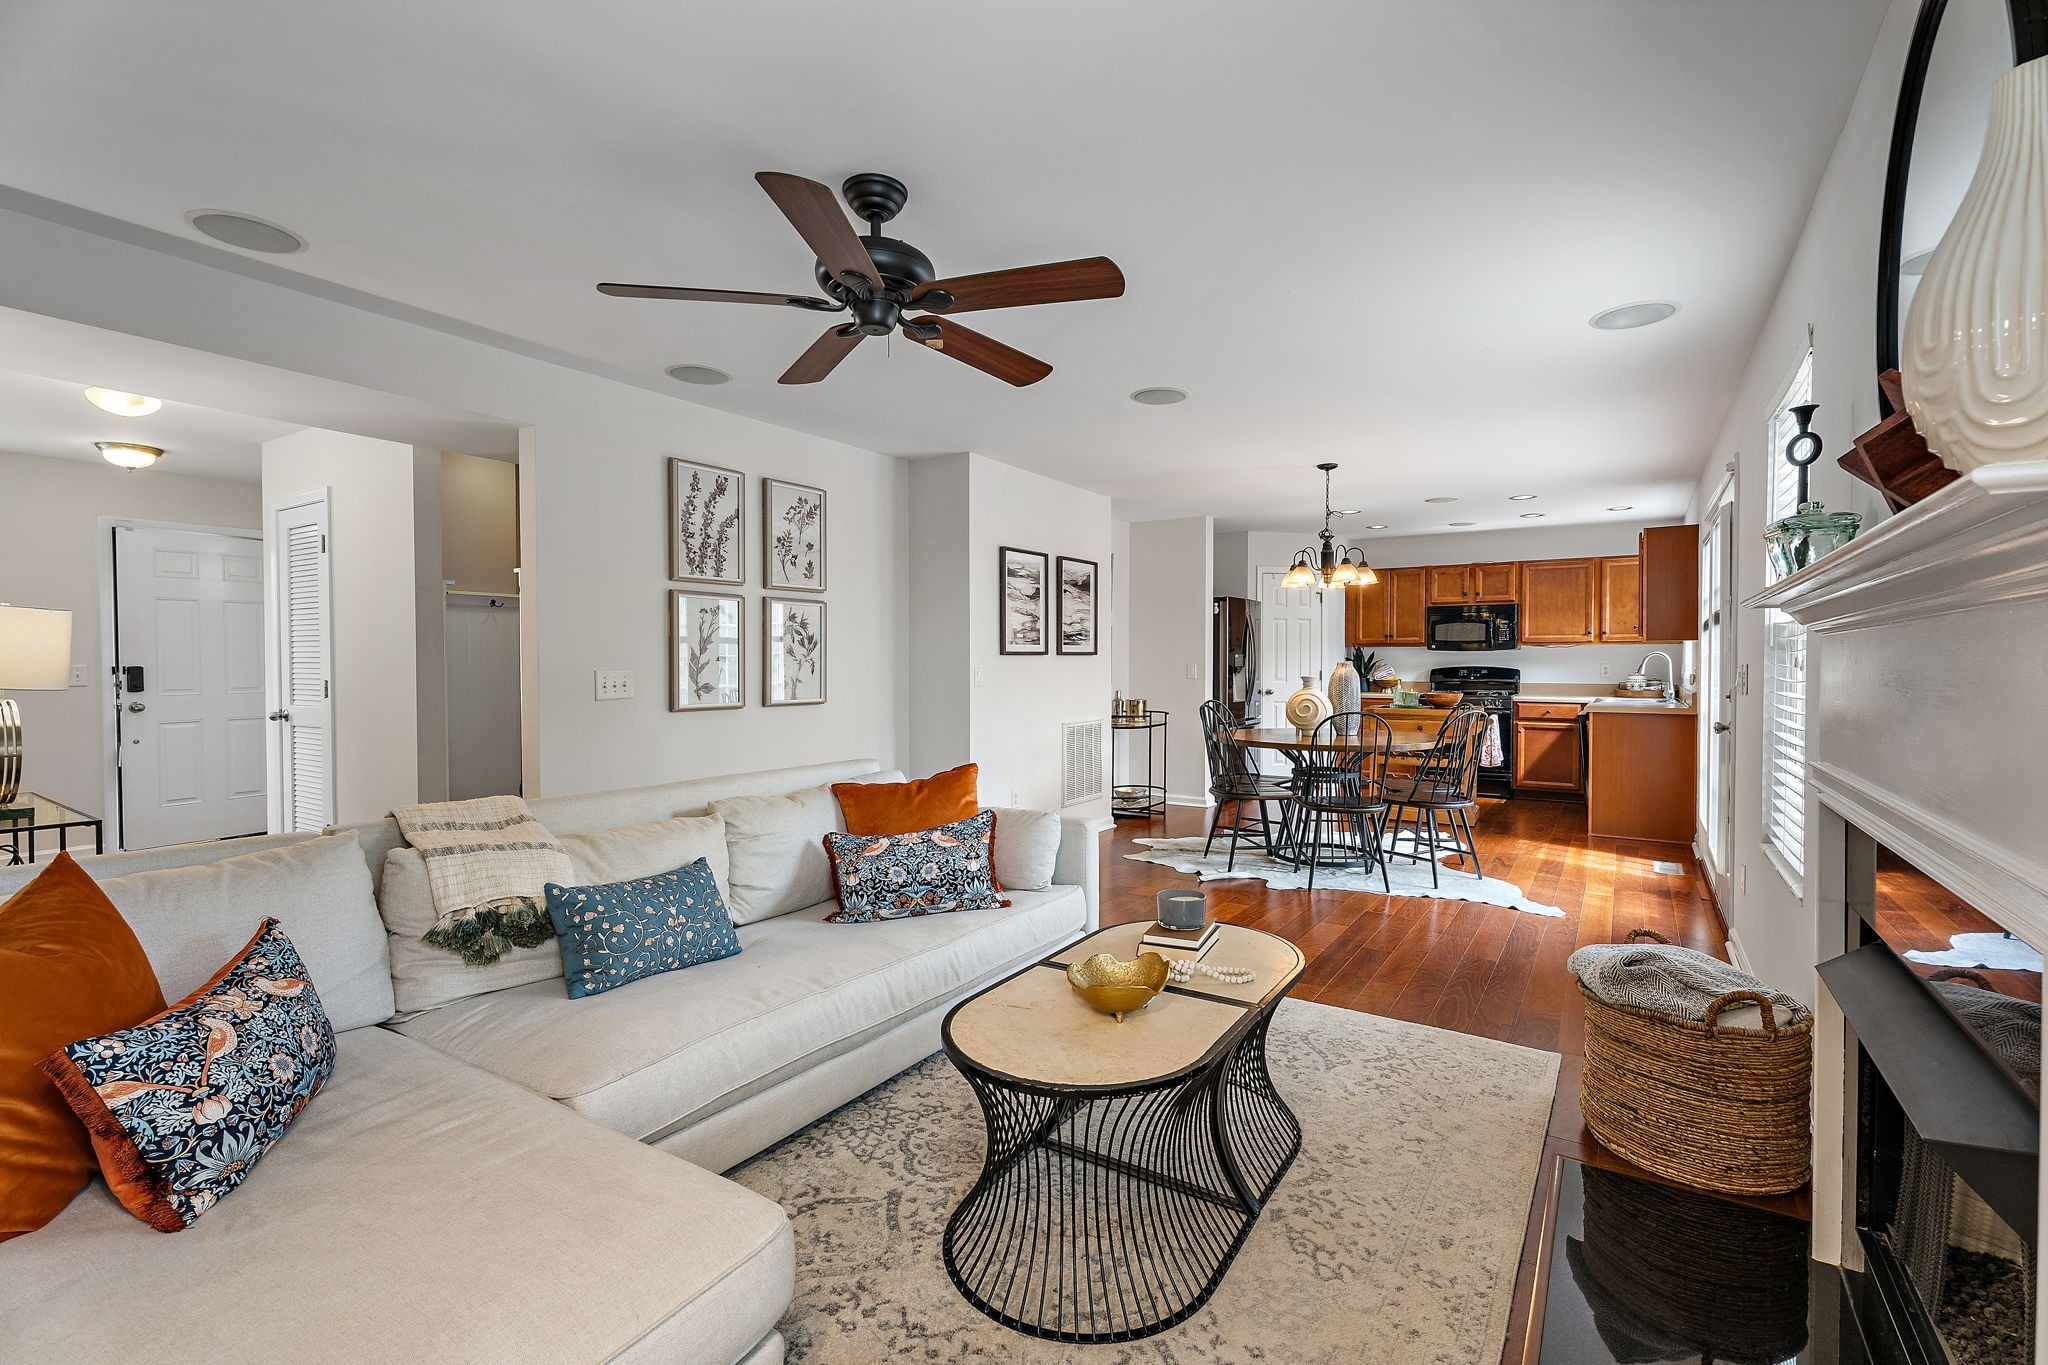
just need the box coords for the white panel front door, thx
[270,496,335,834]
[1698,497,1736,908]
[113,525,267,849]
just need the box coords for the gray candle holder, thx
[1155,889,1208,931]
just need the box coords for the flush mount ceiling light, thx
[1607,504,1635,511]
[186,210,306,254]
[1519,512,1545,519]
[96,442,164,470]
[1448,520,1477,527]
[83,387,162,417]
[1281,463,1377,594]
[1589,300,1679,331]
[665,364,732,385]
[1129,387,1188,405]
[1507,493,1537,501]
[1423,496,1457,504]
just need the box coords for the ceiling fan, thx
[598,172,1124,387]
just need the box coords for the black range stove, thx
[1429,665,1519,796]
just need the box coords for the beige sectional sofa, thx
[0,758,1101,1365]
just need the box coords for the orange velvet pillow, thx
[834,763,981,836]
[0,853,166,1242]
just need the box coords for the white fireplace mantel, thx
[1748,466,2048,948]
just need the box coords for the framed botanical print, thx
[1056,555,1099,655]
[998,546,1049,655]
[764,477,826,592]
[669,458,745,585]
[764,597,826,705]
[669,590,744,711]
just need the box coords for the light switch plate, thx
[69,665,88,687]
[594,669,634,700]
[1183,662,1198,681]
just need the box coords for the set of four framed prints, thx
[667,458,825,712]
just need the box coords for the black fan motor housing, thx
[815,235,935,299]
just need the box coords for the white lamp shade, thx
[0,606,73,690]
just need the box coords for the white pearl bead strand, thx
[1167,959,1256,986]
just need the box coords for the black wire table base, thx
[941,1009,1302,1342]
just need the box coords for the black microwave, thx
[1425,603,1518,651]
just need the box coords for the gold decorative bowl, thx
[1066,951,1170,1022]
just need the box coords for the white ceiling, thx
[0,1,1886,532]
[0,366,299,481]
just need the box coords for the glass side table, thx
[1,793,105,867]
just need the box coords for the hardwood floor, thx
[1098,795,1808,1362]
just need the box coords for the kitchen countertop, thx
[1584,699,1697,716]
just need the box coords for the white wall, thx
[1110,518,1133,696]
[1682,0,1927,1000]
[261,428,425,824]
[1126,517,1213,805]
[0,200,908,800]
[0,450,260,813]
[908,453,1113,814]
[440,451,517,594]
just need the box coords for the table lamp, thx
[0,604,73,810]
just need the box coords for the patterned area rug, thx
[729,999,1560,1364]
[1125,836,1566,917]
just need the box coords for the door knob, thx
[126,701,146,712]
[268,710,290,722]
[1712,721,1730,734]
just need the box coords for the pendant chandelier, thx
[1282,462,1376,592]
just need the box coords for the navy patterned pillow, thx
[40,918,336,1231]
[823,810,1009,923]
[544,857,741,999]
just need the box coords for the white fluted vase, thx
[1326,660,1361,736]
[1902,56,2048,475]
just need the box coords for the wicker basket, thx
[1577,928,1813,1195]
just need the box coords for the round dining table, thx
[1228,728,1435,872]
[1232,727,1434,757]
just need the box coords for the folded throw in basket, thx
[1568,939,1808,1030]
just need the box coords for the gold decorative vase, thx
[1066,951,1170,1022]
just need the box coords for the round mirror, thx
[1876,0,2046,407]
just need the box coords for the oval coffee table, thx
[939,920,1306,1342]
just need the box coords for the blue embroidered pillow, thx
[545,857,741,999]
[823,810,1008,923]
[40,918,335,1232]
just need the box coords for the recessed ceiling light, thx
[84,387,162,417]
[1900,248,1936,277]
[1448,521,1476,527]
[1607,505,1634,512]
[1507,493,1537,501]
[1519,512,1545,519]
[1331,508,1361,516]
[96,442,164,470]
[1424,496,1457,504]
[1129,387,1188,405]
[1364,523,1389,530]
[186,210,306,254]
[1589,300,1679,331]
[665,364,731,385]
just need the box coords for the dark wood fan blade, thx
[756,172,883,293]
[911,256,1124,313]
[779,325,865,385]
[904,319,1052,387]
[597,283,837,310]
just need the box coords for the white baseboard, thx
[1165,793,1214,809]
[1726,933,1755,977]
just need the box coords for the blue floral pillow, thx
[823,810,1008,923]
[544,857,741,999]
[40,918,335,1231]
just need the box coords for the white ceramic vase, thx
[1902,56,2048,475]
[1283,675,1332,734]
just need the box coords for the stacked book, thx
[1141,921,1217,963]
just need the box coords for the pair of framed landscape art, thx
[999,547,1098,656]
[667,458,826,712]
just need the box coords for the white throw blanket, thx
[392,796,574,966]
[1568,940,1808,1030]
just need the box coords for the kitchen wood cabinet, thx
[1344,567,1427,646]
[1588,708,1697,841]
[1423,561,1519,605]
[1639,524,1699,641]
[1598,555,1643,643]
[1470,561,1520,603]
[1519,558,1600,643]
[1513,701,1584,793]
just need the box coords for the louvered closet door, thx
[271,497,334,833]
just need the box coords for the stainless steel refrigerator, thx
[1212,596,1261,723]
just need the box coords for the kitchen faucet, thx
[1636,651,1677,703]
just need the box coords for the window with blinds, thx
[1761,351,1814,882]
